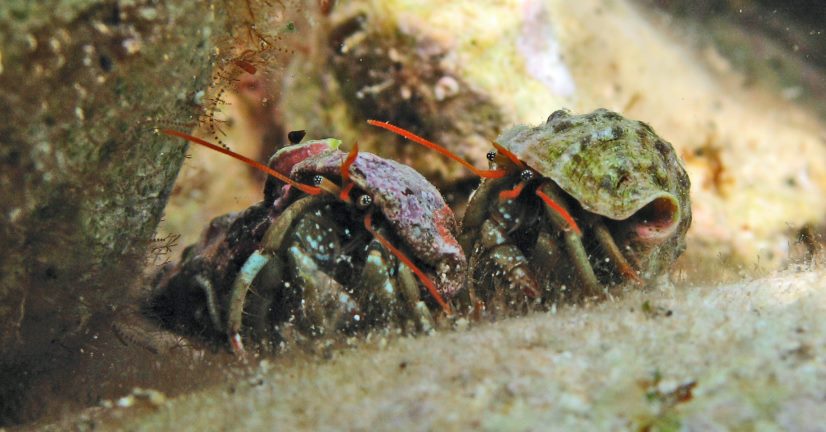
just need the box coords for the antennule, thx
[340,142,359,183]
[499,180,529,201]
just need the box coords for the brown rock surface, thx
[0,0,220,424]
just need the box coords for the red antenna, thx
[499,181,529,201]
[367,120,506,179]
[368,119,581,234]
[161,129,322,196]
[490,141,525,170]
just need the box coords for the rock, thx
[0,0,219,423]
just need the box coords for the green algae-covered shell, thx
[497,109,692,280]
[499,109,690,223]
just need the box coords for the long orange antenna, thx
[363,212,452,316]
[161,129,322,196]
[535,189,582,235]
[490,141,525,169]
[367,120,506,179]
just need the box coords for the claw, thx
[590,217,643,284]
[364,211,453,316]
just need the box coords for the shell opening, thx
[625,196,681,243]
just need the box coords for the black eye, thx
[287,130,306,144]
[357,194,372,209]
[486,151,497,161]
[520,170,534,182]
[312,175,323,186]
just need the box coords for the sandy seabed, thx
[36,265,826,431]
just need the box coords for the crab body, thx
[148,137,465,352]
[271,144,465,292]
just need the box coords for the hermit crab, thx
[369,108,691,313]
[147,130,465,353]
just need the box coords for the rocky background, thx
[0,0,223,424]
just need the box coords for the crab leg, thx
[478,219,541,300]
[529,230,568,300]
[243,258,281,343]
[396,261,435,333]
[227,195,330,354]
[227,251,271,354]
[352,240,403,326]
[194,274,223,332]
[262,195,333,254]
[358,213,442,330]
[287,244,357,337]
[536,182,601,299]
[364,211,452,315]
[459,177,511,252]
[586,215,642,283]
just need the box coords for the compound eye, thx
[357,194,373,209]
[520,169,534,182]
[486,151,497,161]
[312,175,324,186]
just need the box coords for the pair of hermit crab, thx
[143,108,691,354]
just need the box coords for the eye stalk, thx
[287,130,306,144]
[356,194,372,209]
[520,169,534,182]
[486,151,497,161]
